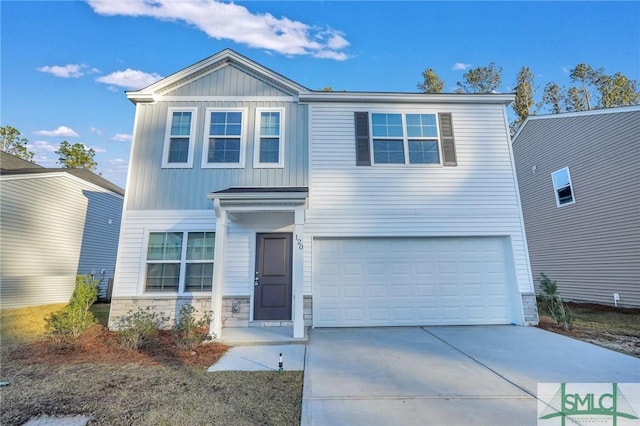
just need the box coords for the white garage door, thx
[313,237,514,327]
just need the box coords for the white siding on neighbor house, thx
[0,174,123,309]
[304,102,533,295]
[113,210,216,297]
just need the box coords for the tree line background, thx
[2,62,638,166]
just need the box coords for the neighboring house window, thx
[254,108,285,168]
[145,231,215,293]
[162,108,197,168]
[370,113,441,165]
[552,167,575,207]
[202,108,247,168]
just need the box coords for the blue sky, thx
[2,1,638,188]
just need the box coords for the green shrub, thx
[115,307,168,351]
[172,305,213,351]
[45,275,99,348]
[539,273,574,330]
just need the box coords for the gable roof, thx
[126,49,310,103]
[0,151,43,170]
[1,151,124,195]
[512,105,640,142]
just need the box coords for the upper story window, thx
[552,167,575,207]
[202,108,247,168]
[254,108,285,168]
[145,231,215,293]
[371,113,441,165]
[162,108,197,168]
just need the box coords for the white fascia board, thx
[126,49,309,104]
[207,191,308,202]
[299,92,515,105]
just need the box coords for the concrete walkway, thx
[301,326,640,426]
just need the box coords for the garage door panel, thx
[313,237,513,327]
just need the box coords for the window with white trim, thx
[371,113,441,165]
[202,108,246,168]
[145,231,215,293]
[254,108,284,168]
[162,108,197,168]
[552,167,575,207]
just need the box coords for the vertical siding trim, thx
[354,112,371,166]
[438,112,457,166]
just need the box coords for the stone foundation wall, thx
[304,295,313,326]
[108,296,212,329]
[109,295,315,329]
[222,297,250,327]
[521,293,539,325]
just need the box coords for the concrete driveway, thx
[301,326,640,426]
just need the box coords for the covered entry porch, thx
[208,187,308,339]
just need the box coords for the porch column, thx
[211,200,227,338]
[292,205,305,339]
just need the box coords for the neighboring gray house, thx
[110,49,537,339]
[0,151,124,309]
[512,106,640,307]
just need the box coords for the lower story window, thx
[145,231,215,293]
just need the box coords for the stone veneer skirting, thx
[521,293,539,325]
[109,295,314,329]
[109,294,534,327]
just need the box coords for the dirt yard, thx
[536,302,640,358]
[0,306,303,426]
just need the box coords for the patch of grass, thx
[90,303,110,327]
[1,304,66,347]
[1,363,302,426]
[568,303,640,337]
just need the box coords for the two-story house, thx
[513,106,640,308]
[109,49,537,338]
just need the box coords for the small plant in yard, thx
[539,273,574,330]
[115,307,168,351]
[45,275,99,348]
[172,305,213,351]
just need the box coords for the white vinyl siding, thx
[0,173,123,309]
[306,102,534,297]
[162,108,197,168]
[113,210,216,296]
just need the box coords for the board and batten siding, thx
[125,63,309,211]
[125,100,308,210]
[304,102,534,294]
[0,174,123,309]
[513,109,640,307]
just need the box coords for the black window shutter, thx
[438,113,457,166]
[354,112,371,166]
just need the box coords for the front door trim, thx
[253,232,293,321]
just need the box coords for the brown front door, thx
[254,233,292,320]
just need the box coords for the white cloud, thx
[452,62,472,71]
[111,133,132,142]
[96,69,163,90]
[561,66,570,74]
[89,127,104,136]
[38,64,89,78]
[28,140,58,153]
[87,0,349,60]
[89,145,107,154]
[34,126,80,137]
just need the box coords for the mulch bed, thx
[7,325,229,368]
